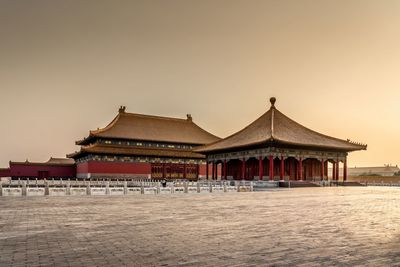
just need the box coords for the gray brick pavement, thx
[0,187,400,266]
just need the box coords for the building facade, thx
[195,98,367,181]
[0,158,76,179]
[0,100,368,181]
[67,106,220,180]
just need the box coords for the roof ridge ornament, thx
[119,106,126,113]
[346,139,367,148]
[270,97,276,108]
[270,97,276,140]
[186,114,193,122]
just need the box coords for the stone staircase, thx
[340,181,366,186]
[279,181,321,188]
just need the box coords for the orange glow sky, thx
[1,0,399,167]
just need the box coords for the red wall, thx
[198,163,219,177]
[6,161,208,179]
[199,164,207,176]
[9,163,76,178]
[77,161,151,176]
[0,168,11,177]
[77,162,89,174]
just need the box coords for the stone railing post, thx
[106,181,110,195]
[87,181,91,195]
[197,182,200,193]
[22,181,27,196]
[124,181,128,195]
[184,181,188,193]
[66,181,71,195]
[141,182,144,194]
[0,183,2,196]
[45,180,49,196]
[250,181,254,192]
[156,182,160,194]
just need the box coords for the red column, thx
[280,156,284,180]
[211,162,214,180]
[251,161,255,180]
[220,162,223,180]
[321,159,324,180]
[259,156,263,180]
[269,156,274,181]
[299,158,303,180]
[206,162,209,180]
[242,158,246,180]
[336,159,340,181]
[289,159,293,180]
[332,162,336,180]
[343,157,347,181]
[325,161,328,178]
[162,163,166,179]
[224,159,227,180]
[183,162,186,179]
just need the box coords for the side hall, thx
[196,97,366,182]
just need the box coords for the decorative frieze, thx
[207,147,347,162]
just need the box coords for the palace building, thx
[67,106,220,180]
[1,98,367,181]
[195,98,367,181]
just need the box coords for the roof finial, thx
[270,97,276,108]
[119,106,126,113]
[186,114,192,122]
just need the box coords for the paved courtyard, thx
[0,187,400,266]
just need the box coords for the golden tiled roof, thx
[195,98,367,153]
[76,107,220,145]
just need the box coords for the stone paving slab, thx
[0,187,400,266]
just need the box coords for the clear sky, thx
[1,0,399,167]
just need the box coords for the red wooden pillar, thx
[332,161,336,180]
[336,159,340,181]
[211,162,215,180]
[325,161,328,178]
[220,162,223,180]
[321,159,324,180]
[299,158,303,180]
[289,159,293,180]
[206,161,209,180]
[224,159,227,180]
[343,157,347,181]
[280,156,284,180]
[251,161,255,180]
[183,162,186,179]
[242,158,246,180]
[217,162,219,180]
[258,156,263,180]
[269,156,274,181]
